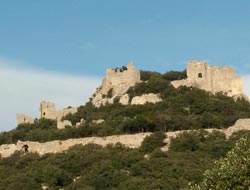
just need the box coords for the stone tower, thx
[171,61,244,97]
[39,101,56,119]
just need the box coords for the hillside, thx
[1,62,249,144]
[0,62,250,190]
[1,130,250,190]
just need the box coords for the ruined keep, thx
[171,61,243,97]
[40,101,77,121]
[91,62,141,107]
[17,101,77,129]
[40,101,56,119]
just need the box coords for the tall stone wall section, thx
[16,114,35,125]
[91,63,141,107]
[2,119,250,158]
[171,61,243,97]
[40,101,77,121]
[17,101,77,129]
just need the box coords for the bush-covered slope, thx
[0,130,249,190]
[0,70,249,144]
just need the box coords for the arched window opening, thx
[198,73,203,78]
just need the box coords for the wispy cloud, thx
[0,59,102,132]
[243,75,250,99]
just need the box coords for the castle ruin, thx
[17,101,77,129]
[91,62,141,107]
[40,101,77,121]
[171,61,244,97]
[16,61,246,128]
[17,114,35,125]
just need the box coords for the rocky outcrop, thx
[131,93,162,105]
[1,119,250,158]
[223,119,250,138]
[171,61,244,97]
[57,120,72,129]
[119,94,130,105]
[92,119,105,124]
[76,119,86,128]
[91,63,141,107]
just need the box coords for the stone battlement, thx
[91,62,141,107]
[40,101,77,121]
[16,113,35,125]
[171,61,244,97]
[17,101,77,129]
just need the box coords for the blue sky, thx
[0,1,250,131]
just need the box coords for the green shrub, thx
[140,131,166,152]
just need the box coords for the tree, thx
[140,131,166,152]
[163,70,187,81]
[190,137,250,190]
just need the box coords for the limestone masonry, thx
[91,60,246,107]
[91,63,141,107]
[40,101,77,121]
[17,61,247,128]
[171,61,244,97]
[7,60,250,158]
[17,101,77,129]
[16,114,35,125]
[2,119,250,158]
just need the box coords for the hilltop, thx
[0,61,248,145]
[1,61,250,190]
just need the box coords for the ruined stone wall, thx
[39,101,76,121]
[55,107,77,120]
[171,61,244,97]
[57,120,73,129]
[161,118,250,151]
[91,63,141,107]
[0,133,151,158]
[16,114,35,125]
[17,101,77,129]
[186,61,213,91]
[2,118,250,158]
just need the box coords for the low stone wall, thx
[1,119,250,158]
[161,119,250,151]
[0,133,151,158]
